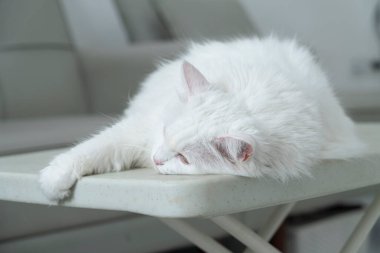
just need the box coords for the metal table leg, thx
[340,192,380,253]
[211,215,282,253]
[160,218,232,253]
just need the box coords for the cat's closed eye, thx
[177,153,189,165]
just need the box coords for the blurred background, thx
[0,0,379,252]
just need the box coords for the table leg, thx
[340,192,380,253]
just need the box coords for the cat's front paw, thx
[39,155,78,201]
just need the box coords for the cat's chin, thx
[154,163,199,175]
[154,165,177,175]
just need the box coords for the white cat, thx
[39,37,365,200]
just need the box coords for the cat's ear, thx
[212,136,253,163]
[181,61,210,98]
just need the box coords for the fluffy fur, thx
[40,37,365,200]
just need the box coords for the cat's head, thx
[151,61,263,177]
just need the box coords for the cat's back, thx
[133,36,323,116]
[139,37,318,95]
[183,37,325,95]
[187,36,301,64]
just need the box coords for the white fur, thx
[39,37,365,200]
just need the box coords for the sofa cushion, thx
[0,0,89,119]
[115,0,171,42]
[153,0,257,41]
[0,0,69,47]
[81,42,184,114]
[0,50,88,118]
[0,115,112,156]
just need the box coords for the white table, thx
[1,123,380,253]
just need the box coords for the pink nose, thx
[153,157,165,166]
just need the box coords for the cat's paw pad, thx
[39,159,77,201]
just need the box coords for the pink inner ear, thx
[182,61,210,96]
[240,143,253,161]
[213,136,253,163]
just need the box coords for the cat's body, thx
[40,37,364,200]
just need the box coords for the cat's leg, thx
[39,118,150,201]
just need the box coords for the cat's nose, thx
[153,147,172,166]
[153,157,165,166]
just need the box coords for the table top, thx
[1,123,380,218]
